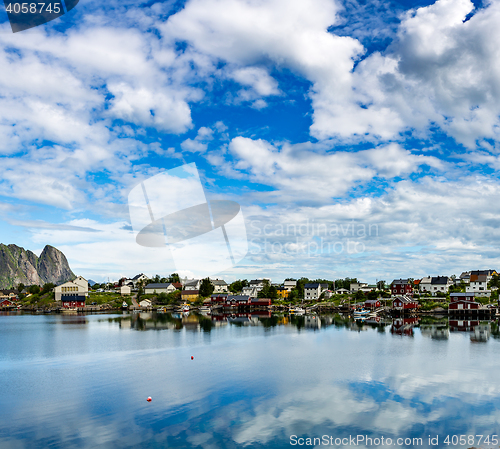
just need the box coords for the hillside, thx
[0,244,75,289]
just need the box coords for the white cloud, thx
[225,137,443,200]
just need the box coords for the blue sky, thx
[1,0,499,283]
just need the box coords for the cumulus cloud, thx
[224,137,443,200]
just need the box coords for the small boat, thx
[181,304,190,312]
[122,301,128,309]
[353,308,370,317]
[199,306,211,314]
[290,306,305,315]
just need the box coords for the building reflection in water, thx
[109,312,500,343]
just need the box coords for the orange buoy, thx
[191,356,194,360]
[147,397,152,402]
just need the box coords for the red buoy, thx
[191,356,194,360]
[147,397,152,402]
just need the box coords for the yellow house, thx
[181,290,199,302]
[277,287,289,299]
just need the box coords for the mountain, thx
[0,244,75,290]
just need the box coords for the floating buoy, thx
[191,356,194,360]
[147,397,152,402]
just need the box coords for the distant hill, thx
[0,244,75,290]
[88,279,97,286]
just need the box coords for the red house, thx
[392,295,419,310]
[0,299,14,308]
[61,294,86,309]
[391,279,414,297]
[365,299,381,309]
[449,301,480,311]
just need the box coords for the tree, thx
[29,285,41,295]
[488,274,500,290]
[229,279,248,293]
[199,278,214,297]
[168,273,180,283]
[41,283,55,295]
[17,283,25,293]
[258,280,271,298]
[376,280,386,291]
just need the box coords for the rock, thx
[0,243,75,289]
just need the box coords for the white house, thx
[211,279,228,293]
[139,299,152,308]
[349,282,368,292]
[144,283,177,295]
[419,276,432,294]
[132,273,149,287]
[283,280,297,291]
[304,283,328,301]
[242,279,269,298]
[120,286,131,296]
[54,276,89,302]
[466,270,496,297]
[183,279,201,291]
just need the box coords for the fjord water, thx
[0,313,499,448]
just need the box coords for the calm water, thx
[0,312,499,448]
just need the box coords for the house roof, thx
[182,290,200,295]
[249,279,264,285]
[228,295,250,302]
[145,283,173,289]
[391,279,410,285]
[393,296,418,304]
[211,279,227,285]
[431,276,450,285]
[172,282,182,289]
[304,283,320,288]
[184,280,199,286]
[470,270,496,276]
[414,279,421,285]
[132,273,146,280]
[365,299,380,304]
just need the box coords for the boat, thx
[290,306,305,315]
[122,301,128,310]
[181,304,190,312]
[353,308,370,317]
[199,306,211,314]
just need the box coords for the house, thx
[132,273,149,287]
[139,299,152,308]
[466,271,495,297]
[391,279,414,297]
[419,276,432,294]
[183,279,201,291]
[365,299,381,309]
[181,290,199,301]
[277,287,289,299]
[335,288,350,294]
[54,276,89,303]
[210,293,228,305]
[144,283,177,295]
[0,299,14,307]
[419,276,453,296]
[249,297,272,307]
[450,292,476,302]
[448,292,481,311]
[0,290,18,301]
[304,283,328,301]
[224,295,251,307]
[283,280,297,291]
[211,279,228,293]
[392,295,419,310]
[120,286,131,296]
[430,276,453,295]
[241,280,268,298]
[350,282,368,292]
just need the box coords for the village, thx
[1,270,499,321]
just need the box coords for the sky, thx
[0,0,499,284]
